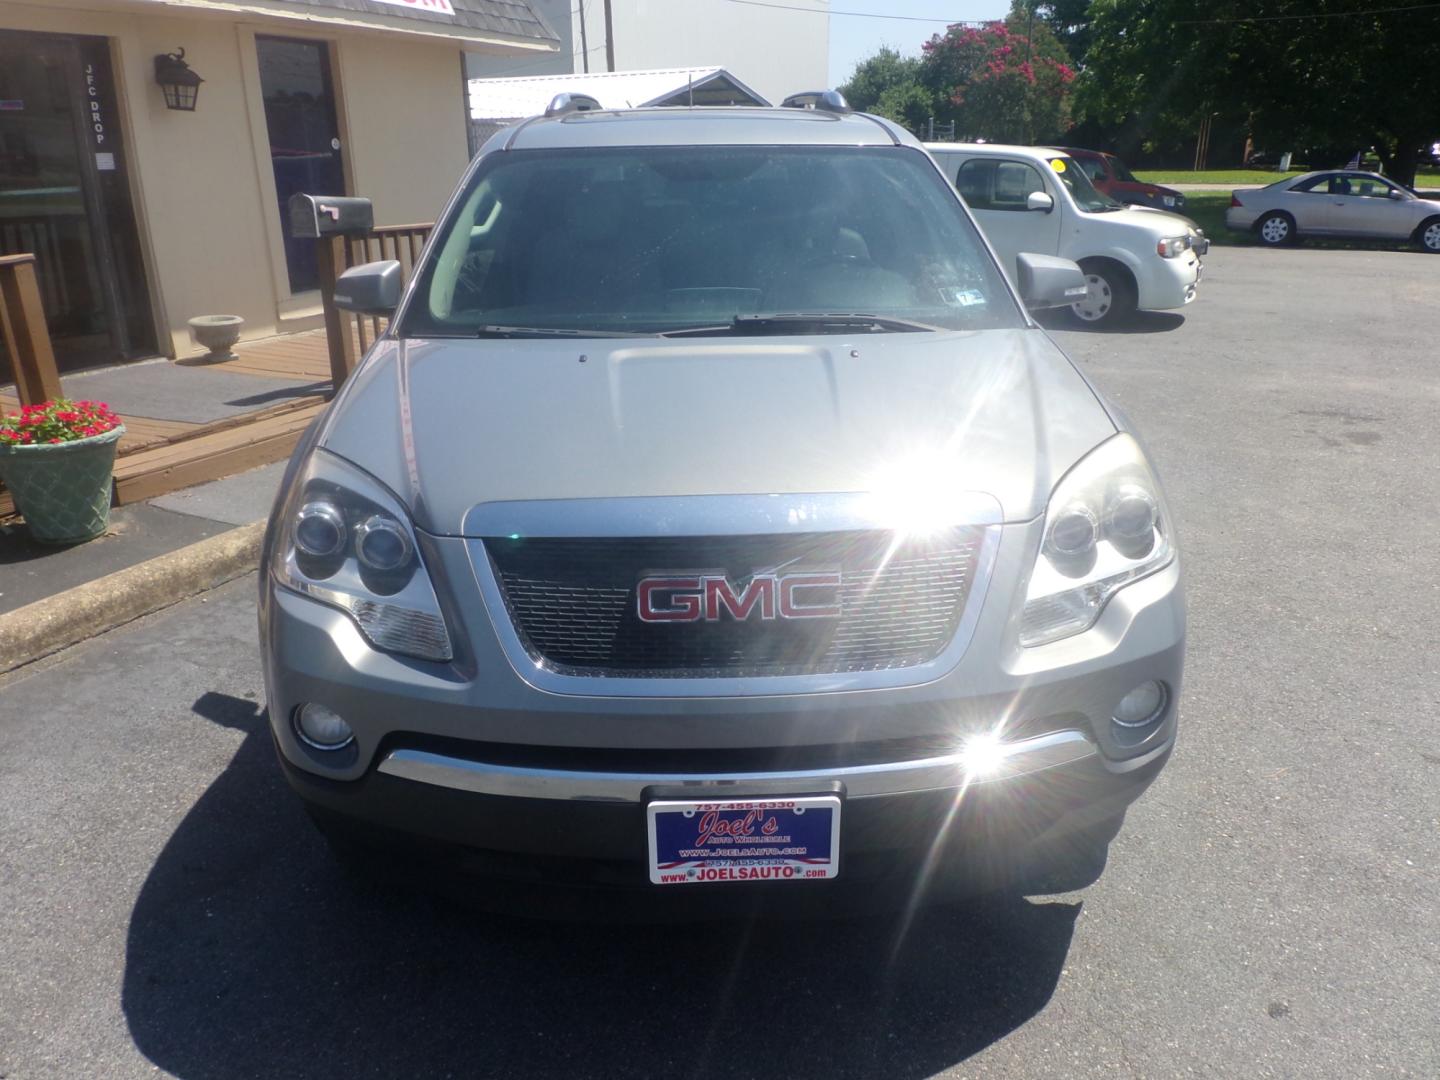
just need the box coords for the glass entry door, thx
[256,36,347,294]
[0,30,154,371]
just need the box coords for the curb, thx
[0,519,266,674]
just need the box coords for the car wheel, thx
[1256,211,1296,246]
[1068,261,1137,328]
[1417,217,1440,254]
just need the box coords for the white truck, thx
[927,143,1206,327]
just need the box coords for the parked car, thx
[259,95,1185,910]
[1226,170,1440,252]
[1047,146,1186,212]
[929,142,1206,327]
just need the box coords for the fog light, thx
[294,703,354,749]
[1113,681,1166,728]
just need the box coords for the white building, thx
[465,0,829,112]
[468,66,769,145]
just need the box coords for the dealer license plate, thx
[647,795,841,885]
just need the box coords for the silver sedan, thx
[1226,171,1440,252]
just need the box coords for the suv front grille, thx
[483,529,983,677]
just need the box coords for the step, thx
[111,401,325,504]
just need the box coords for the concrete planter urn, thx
[188,314,245,361]
[0,424,126,544]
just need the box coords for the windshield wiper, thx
[476,324,646,338]
[660,313,941,337]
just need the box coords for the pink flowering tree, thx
[920,14,1076,143]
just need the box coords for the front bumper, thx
[282,730,1173,901]
[261,506,1185,893]
[1135,249,1202,311]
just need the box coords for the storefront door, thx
[0,30,155,372]
[256,35,347,295]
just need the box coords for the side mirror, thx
[333,260,402,316]
[1026,191,1055,212]
[1015,252,1088,310]
[1389,189,1407,200]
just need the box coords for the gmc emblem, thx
[637,571,842,624]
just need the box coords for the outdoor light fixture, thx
[154,49,203,111]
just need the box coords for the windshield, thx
[1109,155,1139,183]
[1046,155,1124,212]
[401,145,1023,338]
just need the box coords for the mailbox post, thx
[289,194,375,390]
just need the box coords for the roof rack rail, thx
[545,92,604,117]
[780,90,850,114]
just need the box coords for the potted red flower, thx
[0,399,126,543]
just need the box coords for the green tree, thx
[1034,0,1095,70]
[839,48,936,132]
[1080,0,1440,185]
[919,5,1078,143]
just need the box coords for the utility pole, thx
[1024,0,1036,144]
[578,0,589,73]
[603,0,615,72]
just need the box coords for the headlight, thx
[1156,235,1191,258]
[1162,195,1177,207]
[271,449,453,662]
[1020,434,1174,647]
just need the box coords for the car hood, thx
[1101,204,1197,234]
[320,329,1117,535]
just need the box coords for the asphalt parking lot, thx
[2,245,1437,1079]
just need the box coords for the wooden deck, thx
[2,328,335,520]
[174,328,335,383]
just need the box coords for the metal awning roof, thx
[468,67,770,121]
[122,0,560,51]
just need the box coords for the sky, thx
[826,1,1008,87]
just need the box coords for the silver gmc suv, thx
[259,92,1185,910]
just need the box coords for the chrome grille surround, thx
[463,492,1003,698]
[485,530,982,677]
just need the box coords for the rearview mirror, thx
[1026,191,1055,212]
[1015,252,1087,310]
[332,260,402,316]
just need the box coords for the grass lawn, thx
[1137,165,1440,187]
[1135,169,1303,185]
[1178,192,1239,243]
[1182,191,1438,250]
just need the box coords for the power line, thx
[1176,2,1440,24]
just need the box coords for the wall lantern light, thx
[154,48,203,111]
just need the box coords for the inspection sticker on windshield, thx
[949,288,988,307]
[647,796,841,884]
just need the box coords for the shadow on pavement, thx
[1039,310,1187,335]
[122,692,1080,1080]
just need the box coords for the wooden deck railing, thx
[0,253,63,418]
[315,222,434,390]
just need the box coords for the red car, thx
[1048,147,1187,212]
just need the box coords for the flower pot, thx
[0,425,125,544]
[188,314,245,362]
